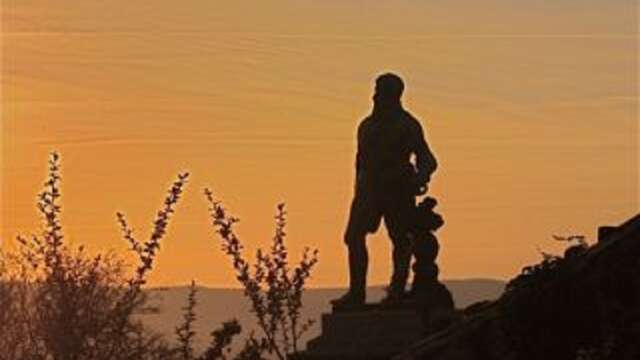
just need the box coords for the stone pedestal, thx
[292,196,455,360]
[293,304,425,360]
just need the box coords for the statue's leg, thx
[346,231,368,298]
[389,236,412,297]
[383,192,416,300]
[332,192,382,306]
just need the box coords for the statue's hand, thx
[411,175,429,195]
[415,184,428,196]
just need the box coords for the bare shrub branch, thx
[204,189,319,359]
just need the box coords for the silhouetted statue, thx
[332,73,438,307]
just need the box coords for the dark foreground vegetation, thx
[0,153,317,360]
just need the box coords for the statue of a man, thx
[332,73,438,306]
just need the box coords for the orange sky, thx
[2,1,638,287]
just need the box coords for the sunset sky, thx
[2,0,638,287]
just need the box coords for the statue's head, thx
[373,73,404,107]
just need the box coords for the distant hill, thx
[140,279,504,350]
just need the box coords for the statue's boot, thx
[331,289,365,307]
[380,288,404,306]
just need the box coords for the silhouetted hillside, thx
[141,279,504,350]
[395,215,640,360]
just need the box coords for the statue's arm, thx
[355,121,364,178]
[412,119,438,185]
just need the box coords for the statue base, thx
[292,302,425,360]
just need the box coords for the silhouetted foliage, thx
[173,281,242,360]
[506,234,588,292]
[1,153,321,360]
[176,281,199,360]
[204,189,319,360]
[200,319,243,360]
[0,153,189,360]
